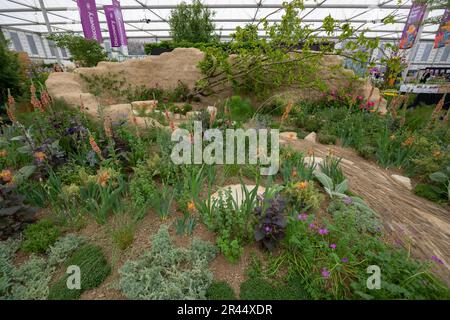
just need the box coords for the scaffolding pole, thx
[38,0,63,67]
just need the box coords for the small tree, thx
[47,34,107,67]
[169,0,217,43]
[0,32,24,105]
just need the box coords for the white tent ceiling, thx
[0,0,447,41]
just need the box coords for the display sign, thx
[434,9,450,48]
[399,2,427,49]
[113,0,128,46]
[104,5,120,47]
[76,0,103,43]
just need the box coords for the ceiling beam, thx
[0,3,414,13]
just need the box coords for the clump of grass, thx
[48,244,111,300]
[21,220,61,254]
[206,281,236,300]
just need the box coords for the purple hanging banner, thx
[434,9,450,48]
[76,0,103,43]
[113,0,128,46]
[104,5,121,47]
[399,2,427,49]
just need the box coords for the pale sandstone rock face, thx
[304,132,317,143]
[46,47,387,122]
[391,174,413,190]
[303,156,324,171]
[210,184,266,209]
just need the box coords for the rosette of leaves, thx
[0,184,36,240]
[253,193,287,251]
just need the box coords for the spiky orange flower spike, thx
[89,135,103,160]
[30,84,44,112]
[40,90,52,110]
[281,101,293,122]
[209,109,216,128]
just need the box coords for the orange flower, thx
[0,169,13,183]
[97,170,110,187]
[0,150,7,158]
[187,201,196,212]
[296,181,308,190]
[89,135,103,159]
[7,89,15,109]
[281,102,293,122]
[292,168,298,178]
[34,151,46,161]
[402,136,415,147]
[209,110,216,127]
[30,84,44,112]
[433,150,441,158]
[40,90,52,110]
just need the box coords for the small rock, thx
[210,184,266,209]
[280,132,298,141]
[303,156,324,171]
[207,106,217,114]
[304,132,317,143]
[391,174,412,190]
[186,111,201,118]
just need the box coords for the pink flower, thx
[309,223,316,230]
[431,255,444,265]
[341,257,349,263]
[357,96,364,100]
[318,228,329,235]
[297,213,308,221]
[321,268,330,278]
[330,243,337,249]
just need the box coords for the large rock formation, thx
[46,47,387,119]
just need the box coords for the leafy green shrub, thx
[240,276,308,300]
[112,224,134,250]
[0,34,24,105]
[47,34,107,67]
[21,220,60,254]
[357,145,377,160]
[414,184,443,203]
[304,116,322,132]
[279,148,315,184]
[283,180,323,211]
[47,234,87,266]
[119,225,216,299]
[318,133,337,145]
[227,96,254,122]
[48,244,111,300]
[206,281,236,300]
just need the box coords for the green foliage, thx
[414,183,445,203]
[0,36,24,105]
[240,276,309,300]
[206,281,236,300]
[198,185,259,262]
[283,180,323,211]
[47,34,107,67]
[21,220,61,254]
[119,225,216,299]
[47,234,87,266]
[48,244,111,300]
[226,96,254,122]
[318,133,337,145]
[169,0,217,43]
[319,156,346,185]
[112,224,134,250]
[279,148,315,184]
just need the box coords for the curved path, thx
[283,138,450,285]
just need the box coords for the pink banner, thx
[399,2,427,49]
[113,0,128,46]
[104,5,120,47]
[76,0,103,43]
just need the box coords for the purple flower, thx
[264,225,271,234]
[341,257,349,263]
[297,213,308,221]
[321,268,330,278]
[431,255,444,265]
[309,223,316,230]
[343,196,353,205]
[330,243,337,249]
[318,228,329,235]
